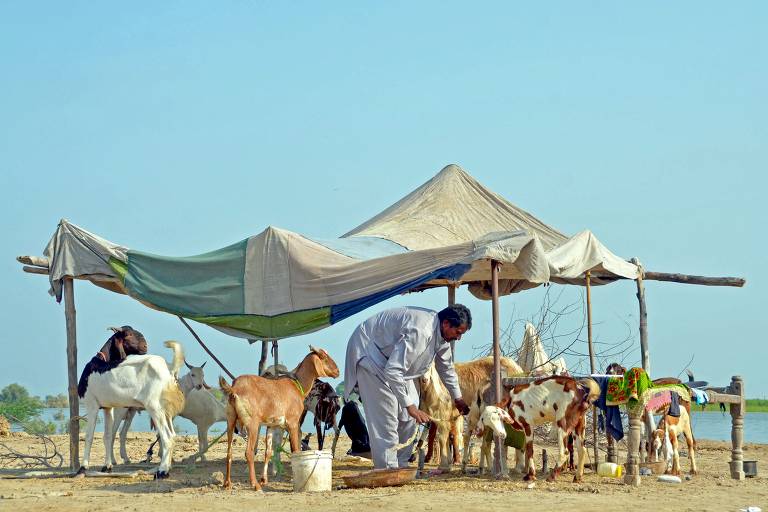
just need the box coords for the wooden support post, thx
[729,375,745,480]
[270,339,281,476]
[491,260,504,478]
[272,339,279,370]
[448,284,456,359]
[631,258,650,375]
[607,433,617,463]
[63,277,80,471]
[586,272,599,467]
[258,340,269,375]
[623,411,642,486]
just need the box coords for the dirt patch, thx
[0,432,766,512]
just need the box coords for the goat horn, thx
[309,344,318,353]
[184,359,193,370]
[108,326,121,333]
[201,361,206,368]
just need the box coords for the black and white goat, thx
[298,380,341,456]
[77,340,185,479]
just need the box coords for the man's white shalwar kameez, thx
[344,307,462,469]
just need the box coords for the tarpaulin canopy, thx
[343,164,639,298]
[42,219,549,340]
[39,165,637,341]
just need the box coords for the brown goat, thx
[219,346,339,492]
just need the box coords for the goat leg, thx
[330,418,340,458]
[316,420,324,451]
[259,427,271,487]
[522,439,536,481]
[223,418,235,490]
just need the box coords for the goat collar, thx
[291,378,306,397]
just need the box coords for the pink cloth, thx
[645,390,672,413]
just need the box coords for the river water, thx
[17,410,768,444]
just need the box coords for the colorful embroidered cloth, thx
[606,367,652,406]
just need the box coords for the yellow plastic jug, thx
[597,462,623,478]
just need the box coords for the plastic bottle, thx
[597,462,623,478]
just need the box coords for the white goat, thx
[474,405,515,475]
[112,360,226,463]
[77,340,185,479]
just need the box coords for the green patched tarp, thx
[39,165,637,340]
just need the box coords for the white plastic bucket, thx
[291,450,333,492]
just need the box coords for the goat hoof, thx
[258,477,268,485]
[154,470,170,480]
[74,466,87,478]
[100,465,112,473]
[546,474,556,483]
[222,481,232,490]
[523,474,536,482]
[572,476,582,483]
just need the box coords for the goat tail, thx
[218,376,232,395]
[163,340,185,378]
[161,379,186,425]
[578,377,601,404]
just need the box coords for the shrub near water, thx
[696,399,768,413]
[0,383,43,423]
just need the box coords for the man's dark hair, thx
[438,304,472,329]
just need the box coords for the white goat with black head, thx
[77,340,185,479]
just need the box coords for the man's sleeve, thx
[382,327,419,410]
[434,343,462,400]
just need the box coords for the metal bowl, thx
[342,468,418,488]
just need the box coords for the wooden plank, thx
[705,391,742,404]
[16,255,49,267]
[23,265,49,275]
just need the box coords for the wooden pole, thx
[729,375,745,480]
[258,340,269,375]
[586,272,599,468]
[448,283,457,358]
[631,258,650,375]
[63,277,80,471]
[270,339,281,476]
[642,272,745,287]
[272,339,279,370]
[491,260,504,477]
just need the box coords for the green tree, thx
[44,393,69,408]
[0,383,44,423]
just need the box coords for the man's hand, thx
[406,404,432,424]
[454,398,470,416]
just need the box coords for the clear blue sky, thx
[1,3,765,399]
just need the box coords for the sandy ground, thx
[0,431,766,512]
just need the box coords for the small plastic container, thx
[597,462,623,478]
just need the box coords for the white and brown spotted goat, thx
[501,376,600,482]
[651,406,698,476]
